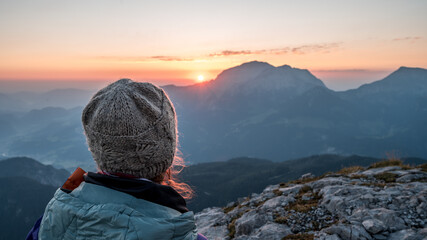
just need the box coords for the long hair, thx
[151,153,194,199]
[157,92,194,199]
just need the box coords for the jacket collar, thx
[84,172,189,213]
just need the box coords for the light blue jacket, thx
[38,182,198,240]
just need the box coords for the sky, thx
[0,0,426,91]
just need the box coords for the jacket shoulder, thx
[39,183,198,240]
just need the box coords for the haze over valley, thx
[0,62,426,170]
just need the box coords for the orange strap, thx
[61,167,86,191]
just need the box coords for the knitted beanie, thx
[82,79,177,179]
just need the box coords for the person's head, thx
[82,79,192,198]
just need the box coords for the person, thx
[27,79,207,240]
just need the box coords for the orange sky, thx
[1,1,427,90]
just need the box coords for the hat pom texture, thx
[82,79,177,179]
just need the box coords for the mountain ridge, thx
[0,157,70,186]
[162,62,427,163]
[345,66,427,95]
[0,62,426,168]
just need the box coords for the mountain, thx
[340,66,427,120]
[204,61,326,98]
[164,61,327,112]
[0,157,69,186]
[0,177,57,240]
[163,62,341,163]
[345,66,427,97]
[163,63,427,163]
[182,154,427,212]
[0,157,69,240]
[195,160,427,240]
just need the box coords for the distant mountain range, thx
[0,88,94,112]
[0,157,69,186]
[0,61,426,169]
[0,106,93,170]
[163,62,427,163]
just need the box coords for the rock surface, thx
[195,165,427,239]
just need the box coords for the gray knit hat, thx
[82,79,177,179]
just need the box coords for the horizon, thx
[0,62,414,93]
[1,0,427,92]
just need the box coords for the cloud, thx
[95,55,195,62]
[208,50,253,57]
[149,56,194,62]
[290,43,342,55]
[208,43,342,57]
[95,42,342,63]
[392,36,422,42]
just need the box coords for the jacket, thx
[37,172,199,240]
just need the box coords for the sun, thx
[197,75,205,82]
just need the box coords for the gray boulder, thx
[235,210,269,236]
[194,207,228,239]
[362,219,386,234]
[324,224,372,240]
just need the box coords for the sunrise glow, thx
[0,1,426,90]
[197,75,205,82]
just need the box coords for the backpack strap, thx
[25,215,43,240]
[61,167,86,193]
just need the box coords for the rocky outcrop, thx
[195,164,427,240]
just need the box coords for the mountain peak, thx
[210,61,327,96]
[239,60,272,67]
[350,66,427,95]
[218,60,273,74]
[211,61,274,91]
[390,66,427,77]
[382,66,427,83]
[278,64,292,69]
[396,66,426,72]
